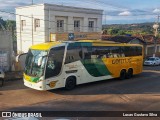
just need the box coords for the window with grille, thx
[35,19,40,27]
[34,19,40,31]
[57,20,64,32]
[88,21,94,32]
[74,20,80,32]
[21,20,26,31]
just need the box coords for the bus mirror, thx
[38,57,43,66]
[16,53,27,62]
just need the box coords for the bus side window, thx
[120,47,125,57]
[121,53,125,57]
[65,44,82,64]
[79,50,83,59]
[108,53,113,58]
[83,46,92,59]
[84,53,91,59]
[136,47,142,56]
[113,53,118,58]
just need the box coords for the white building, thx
[16,3,103,53]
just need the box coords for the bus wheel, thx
[126,68,133,79]
[65,77,76,90]
[119,70,126,80]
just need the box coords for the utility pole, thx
[104,12,106,25]
[31,14,33,45]
[152,15,160,57]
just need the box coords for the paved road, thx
[0,66,160,118]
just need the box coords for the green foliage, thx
[0,17,16,41]
[0,17,6,29]
[107,28,120,35]
[0,17,16,30]
[103,23,157,36]
[117,30,126,35]
[5,20,16,30]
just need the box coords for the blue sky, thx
[0,0,160,24]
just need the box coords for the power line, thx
[0,9,102,31]
[87,0,127,10]
[0,4,158,32]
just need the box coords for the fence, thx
[0,51,10,71]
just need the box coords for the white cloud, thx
[103,14,156,24]
[153,8,160,13]
[118,11,132,16]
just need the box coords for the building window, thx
[57,20,64,32]
[34,19,40,31]
[21,20,26,31]
[74,20,80,32]
[88,21,94,32]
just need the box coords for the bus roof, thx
[30,42,62,50]
[77,40,143,47]
[75,40,142,46]
[30,40,143,50]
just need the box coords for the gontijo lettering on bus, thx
[112,58,132,64]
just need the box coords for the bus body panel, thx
[64,60,113,85]
[102,56,143,78]
[23,41,144,90]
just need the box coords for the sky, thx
[0,0,160,24]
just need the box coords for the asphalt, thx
[0,66,160,119]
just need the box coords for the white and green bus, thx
[24,40,143,90]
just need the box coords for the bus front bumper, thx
[24,79,45,91]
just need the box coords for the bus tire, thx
[65,76,76,90]
[126,68,133,79]
[119,70,126,80]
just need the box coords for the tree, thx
[117,30,126,35]
[0,17,6,30]
[5,20,16,30]
[102,29,108,34]
[0,17,16,30]
[107,28,119,35]
[0,17,16,42]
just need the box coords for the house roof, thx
[102,35,146,44]
[140,35,160,44]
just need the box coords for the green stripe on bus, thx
[69,42,92,46]
[81,59,111,77]
[31,77,40,83]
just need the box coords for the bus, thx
[23,40,143,90]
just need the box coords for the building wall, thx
[146,44,160,57]
[44,4,103,41]
[16,4,103,53]
[50,32,101,41]
[16,4,45,54]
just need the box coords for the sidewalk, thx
[5,71,23,81]
[0,71,23,87]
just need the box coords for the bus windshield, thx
[45,46,65,79]
[25,49,48,77]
